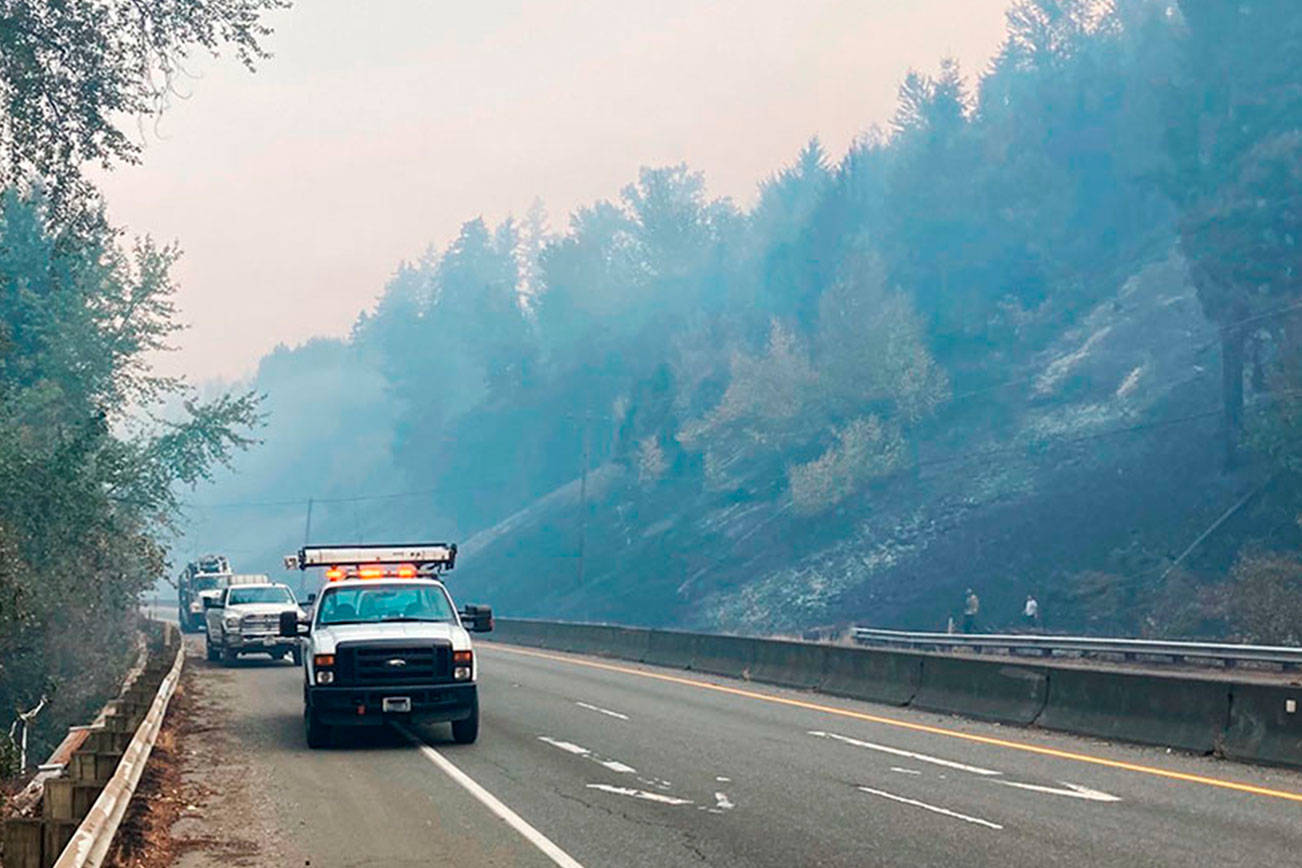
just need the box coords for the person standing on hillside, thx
[962,588,980,633]
[1023,594,1040,630]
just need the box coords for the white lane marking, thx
[809,731,1003,776]
[994,780,1121,802]
[857,786,1003,831]
[714,792,735,810]
[600,760,638,774]
[575,701,629,720]
[538,737,590,756]
[891,767,922,775]
[398,726,585,868]
[715,776,731,783]
[586,784,693,805]
[539,736,637,774]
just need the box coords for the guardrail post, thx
[82,729,129,753]
[67,751,122,786]
[45,818,80,864]
[42,778,103,823]
[2,817,45,868]
[102,711,133,734]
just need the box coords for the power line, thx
[182,486,442,510]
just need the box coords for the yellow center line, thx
[485,643,1302,804]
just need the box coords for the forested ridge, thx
[183,0,1302,645]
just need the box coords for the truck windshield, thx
[228,586,293,605]
[317,585,454,625]
[193,576,225,591]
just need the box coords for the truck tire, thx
[205,637,218,663]
[451,700,479,745]
[305,707,331,749]
[290,645,303,666]
[221,644,238,666]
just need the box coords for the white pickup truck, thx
[279,544,492,748]
[205,577,306,666]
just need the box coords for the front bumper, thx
[225,632,297,652]
[306,682,477,727]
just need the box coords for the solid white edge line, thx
[398,726,585,868]
[857,786,1003,830]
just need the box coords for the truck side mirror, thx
[306,593,317,606]
[279,610,303,637]
[461,604,493,633]
[203,597,219,610]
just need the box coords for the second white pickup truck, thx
[205,578,305,665]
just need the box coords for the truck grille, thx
[335,641,452,687]
[240,613,280,633]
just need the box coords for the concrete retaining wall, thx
[484,618,1302,768]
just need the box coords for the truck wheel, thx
[305,707,331,749]
[451,701,479,745]
[221,645,238,666]
[205,638,218,662]
[290,645,303,666]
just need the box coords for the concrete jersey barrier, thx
[1036,667,1230,754]
[912,655,1049,725]
[485,618,1302,768]
[1223,682,1302,767]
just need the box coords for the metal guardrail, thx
[851,627,1302,668]
[54,623,185,868]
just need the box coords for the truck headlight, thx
[452,649,472,681]
[223,615,240,630]
[189,602,202,612]
[316,670,334,685]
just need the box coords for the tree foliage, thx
[0,0,286,208]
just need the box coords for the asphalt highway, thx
[202,637,1302,867]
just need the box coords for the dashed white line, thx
[994,780,1121,802]
[539,736,637,774]
[600,760,638,774]
[713,792,735,811]
[538,737,590,756]
[809,731,1003,776]
[857,786,1003,830]
[575,701,629,720]
[397,726,585,867]
[586,784,693,805]
[891,767,922,775]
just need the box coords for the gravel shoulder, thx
[107,636,297,868]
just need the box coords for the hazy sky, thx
[94,0,1014,383]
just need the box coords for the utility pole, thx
[302,497,314,598]
[576,416,591,590]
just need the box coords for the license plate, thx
[382,697,411,713]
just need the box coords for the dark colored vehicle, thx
[177,554,231,632]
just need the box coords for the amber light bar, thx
[324,564,423,581]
